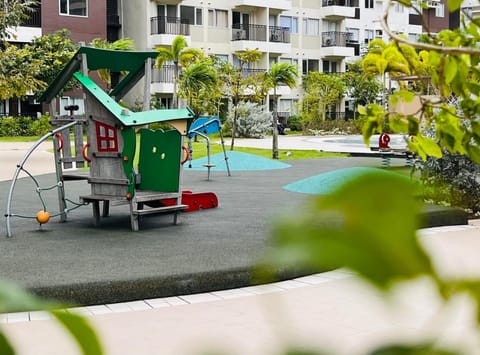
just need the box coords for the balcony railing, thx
[232,24,291,43]
[152,65,176,83]
[232,23,267,41]
[268,26,290,43]
[325,111,356,121]
[322,0,359,6]
[322,31,350,47]
[241,68,266,78]
[151,16,190,36]
[20,7,41,27]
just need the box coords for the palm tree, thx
[155,35,203,108]
[178,60,218,115]
[264,62,299,159]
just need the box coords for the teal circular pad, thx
[188,151,291,171]
[283,167,407,195]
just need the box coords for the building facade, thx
[3,0,108,117]
[2,0,459,120]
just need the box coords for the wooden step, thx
[132,204,188,216]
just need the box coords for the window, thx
[180,6,202,25]
[393,2,404,12]
[435,4,445,17]
[280,16,298,34]
[365,0,374,8]
[279,57,299,68]
[208,9,228,27]
[302,59,319,75]
[60,97,85,116]
[95,122,118,152]
[364,29,374,44]
[303,18,319,36]
[346,27,359,42]
[323,60,338,73]
[215,54,229,62]
[60,0,87,16]
[408,33,419,42]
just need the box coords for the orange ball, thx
[36,210,50,224]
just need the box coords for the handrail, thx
[5,120,79,238]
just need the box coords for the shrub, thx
[286,115,302,131]
[0,116,31,136]
[415,152,480,215]
[228,101,272,138]
[29,114,51,136]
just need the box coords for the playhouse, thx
[39,47,195,231]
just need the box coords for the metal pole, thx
[5,121,78,238]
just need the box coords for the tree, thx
[155,35,203,108]
[342,61,383,117]
[90,37,135,90]
[264,62,299,159]
[0,0,39,42]
[178,58,218,117]
[300,72,345,127]
[0,29,77,100]
[216,49,263,150]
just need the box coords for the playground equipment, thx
[186,116,231,180]
[5,47,219,237]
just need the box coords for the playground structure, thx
[5,47,219,237]
[186,116,231,180]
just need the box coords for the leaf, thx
[415,136,443,158]
[447,0,462,12]
[443,56,457,84]
[52,310,104,355]
[267,170,435,290]
[0,331,15,355]
[368,343,461,355]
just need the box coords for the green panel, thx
[121,127,137,197]
[40,47,159,103]
[138,129,182,192]
[73,72,195,127]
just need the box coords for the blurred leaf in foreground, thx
[267,170,436,290]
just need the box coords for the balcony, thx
[151,65,175,94]
[20,6,41,27]
[231,0,291,11]
[321,31,355,58]
[241,68,266,78]
[150,16,190,47]
[322,0,358,19]
[231,24,291,53]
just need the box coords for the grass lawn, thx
[0,135,347,161]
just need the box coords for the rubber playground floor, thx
[0,152,467,306]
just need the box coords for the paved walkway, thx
[1,137,479,355]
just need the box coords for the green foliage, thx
[178,58,219,116]
[300,72,345,127]
[0,0,39,42]
[0,279,103,354]
[0,115,50,137]
[29,114,51,136]
[0,30,77,100]
[0,117,32,136]
[266,170,433,289]
[228,101,272,138]
[416,152,480,215]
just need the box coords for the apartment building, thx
[2,0,459,120]
[3,0,110,117]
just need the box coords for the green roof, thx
[73,72,195,126]
[39,47,159,103]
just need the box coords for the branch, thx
[381,0,480,55]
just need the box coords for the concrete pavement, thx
[1,136,479,355]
